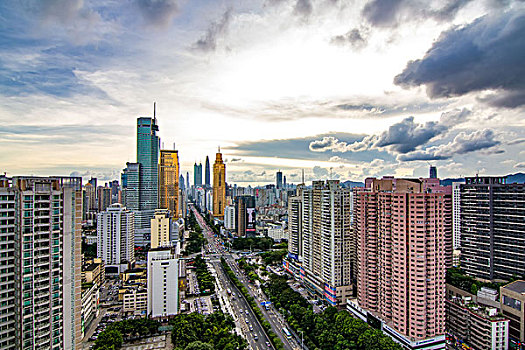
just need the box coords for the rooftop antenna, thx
[153,102,156,118]
[218,145,221,153]
[173,143,176,150]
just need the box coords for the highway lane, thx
[191,206,273,350]
[191,205,302,350]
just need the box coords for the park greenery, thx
[170,312,247,350]
[184,211,205,255]
[263,274,403,350]
[192,255,215,295]
[232,237,274,251]
[220,257,285,350]
[261,248,287,266]
[237,258,262,283]
[93,318,161,350]
[82,238,97,259]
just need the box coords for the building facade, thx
[224,205,236,230]
[97,204,135,274]
[301,180,352,306]
[147,249,179,318]
[194,163,202,187]
[287,195,302,261]
[460,177,525,281]
[205,156,210,187]
[159,149,179,218]
[150,209,178,249]
[501,280,525,349]
[213,150,226,219]
[0,176,83,350]
[351,177,447,349]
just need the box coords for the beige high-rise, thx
[159,150,179,218]
[213,149,226,219]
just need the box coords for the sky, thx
[1,0,524,186]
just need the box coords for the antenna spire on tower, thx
[153,102,156,119]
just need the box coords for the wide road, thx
[191,206,300,350]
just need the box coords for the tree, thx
[185,341,213,350]
[94,329,122,350]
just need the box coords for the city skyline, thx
[1,1,524,185]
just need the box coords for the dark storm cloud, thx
[394,9,525,107]
[397,129,500,161]
[193,8,232,52]
[361,0,473,28]
[310,109,471,154]
[133,0,180,28]
[294,0,313,17]
[331,28,368,49]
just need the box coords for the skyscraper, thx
[97,203,135,274]
[213,149,226,219]
[159,149,179,218]
[235,195,256,237]
[430,165,438,179]
[147,249,179,318]
[186,172,190,190]
[179,174,185,191]
[276,170,283,189]
[0,175,83,350]
[194,163,202,187]
[205,155,210,187]
[287,195,302,260]
[150,209,177,249]
[301,181,353,306]
[460,176,525,281]
[349,177,446,349]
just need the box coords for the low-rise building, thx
[267,222,286,241]
[122,287,147,315]
[501,280,525,349]
[82,258,105,286]
[446,296,509,350]
[81,283,100,338]
[120,268,147,285]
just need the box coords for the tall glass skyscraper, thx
[205,156,210,187]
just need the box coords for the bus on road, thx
[282,327,292,339]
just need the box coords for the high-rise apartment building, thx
[194,163,202,187]
[213,149,226,219]
[500,280,525,348]
[276,171,283,190]
[430,165,437,179]
[287,195,302,261]
[97,186,111,212]
[97,204,135,274]
[0,176,83,350]
[348,177,446,350]
[159,149,179,218]
[150,209,177,249]
[147,249,179,318]
[205,156,210,187]
[301,180,352,306]
[452,182,462,250]
[84,182,96,211]
[224,206,236,230]
[460,176,525,281]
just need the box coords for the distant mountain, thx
[507,172,525,184]
[440,172,525,186]
[341,180,365,188]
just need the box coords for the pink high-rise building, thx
[348,177,448,350]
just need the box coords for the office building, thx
[287,195,302,261]
[349,177,447,350]
[430,165,437,179]
[159,149,179,218]
[97,204,135,274]
[213,149,226,219]
[0,175,83,350]
[150,209,178,249]
[501,281,525,348]
[205,156,210,187]
[446,296,509,350]
[82,258,105,286]
[186,172,190,191]
[194,163,202,187]
[301,180,352,306]
[147,249,179,318]
[81,283,100,338]
[84,182,96,211]
[460,177,525,281]
[122,287,147,315]
[235,195,255,237]
[276,171,283,189]
[179,174,185,191]
[224,206,236,230]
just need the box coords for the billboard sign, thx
[246,207,256,232]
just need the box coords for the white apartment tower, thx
[452,182,462,249]
[224,206,236,230]
[97,204,134,273]
[301,180,352,306]
[0,176,83,350]
[147,249,179,318]
[150,209,178,249]
[287,195,302,260]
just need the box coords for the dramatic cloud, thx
[294,0,313,18]
[362,0,473,28]
[309,108,471,154]
[395,9,525,107]
[134,0,180,28]
[515,162,525,169]
[398,129,500,161]
[193,8,232,52]
[331,28,368,49]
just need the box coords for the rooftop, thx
[502,280,525,294]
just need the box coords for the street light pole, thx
[301,330,304,350]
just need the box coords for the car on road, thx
[254,334,258,340]
[266,341,271,347]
